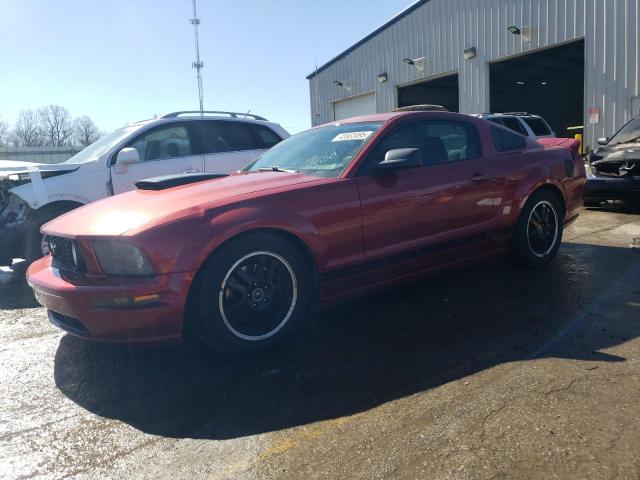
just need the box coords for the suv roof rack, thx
[161,111,268,121]
[393,104,449,112]
[498,112,531,116]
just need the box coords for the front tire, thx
[188,232,312,355]
[511,190,563,268]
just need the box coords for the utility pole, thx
[190,0,204,114]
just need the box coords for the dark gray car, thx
[585,115,640,206]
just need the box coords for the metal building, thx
[307,0,640,149]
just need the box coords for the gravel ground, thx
[1,207,639,480]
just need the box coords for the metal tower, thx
[190,0,204,114]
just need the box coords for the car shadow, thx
[54,242,640,440]
[0,261,39,309]
[586,202,640,215]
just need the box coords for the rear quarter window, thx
[491,126,527,151]
[250,125,283,148]
[500,117,529,136]
[523,117,552,136]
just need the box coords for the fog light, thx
[93,294,161,309]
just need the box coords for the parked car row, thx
[21,108,586,354]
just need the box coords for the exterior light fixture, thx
[541,81,548,85]
[403,57,426,71]
[377,72,388,83]
[463,47,477,60]
[333,80,352,91]
[508,25,535,41]
[516,81,525,85]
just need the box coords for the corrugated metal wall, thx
[308,0,640,149]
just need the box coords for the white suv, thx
[471,113,556,138]
[0,111,289,264]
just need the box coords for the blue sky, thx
[1,0,412,134]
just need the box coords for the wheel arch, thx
[183,226,321,335]
[33,199,85,218]
[528,183,567,217]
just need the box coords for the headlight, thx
[92,241,155,276]
[584,163,594,178]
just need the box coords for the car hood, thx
[42,171,327,238]
[0,160,80,177]
[593,142,640,162]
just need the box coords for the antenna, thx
[190,0,204,115]
[314,60,320,126]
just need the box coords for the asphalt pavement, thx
[1,207,639,480]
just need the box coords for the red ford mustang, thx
[27,111,585,354]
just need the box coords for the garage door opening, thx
[397,73,459,112]
[490,40,584,138]
[333,92,376,121]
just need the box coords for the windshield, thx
[246,122,383,177]
[608,116,640,145]
[63,125,141,164]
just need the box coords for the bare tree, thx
[0,117,9,147]
[73,116,101,147]
[12,109,43,147]
[38,105,73,146]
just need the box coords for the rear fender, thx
[509,167,566,223]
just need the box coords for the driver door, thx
[110,122,203,194]
[356,118,502,268]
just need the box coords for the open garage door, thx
[397,73,459,112]
[333,92,376,120]
[490,40,584,138]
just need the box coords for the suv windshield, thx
[246,122,383,177]
[608,116,640,145]
[63,125,141,164]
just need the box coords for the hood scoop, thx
[135,172,229,191]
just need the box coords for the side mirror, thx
[597,137,608,146]
[375,148,423,171]
[114,148,140,173]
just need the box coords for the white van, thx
[0,111,289,264]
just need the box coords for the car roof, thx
[471,113,541,119]
[126,115,280,129]
[321,111,473,126]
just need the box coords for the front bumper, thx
[27,256,194,343]
[585,174,640,202]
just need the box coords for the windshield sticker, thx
[332,131,373,142]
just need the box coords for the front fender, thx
[134,205,323,276]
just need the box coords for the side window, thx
[491,126,527,151]
[362,119,482,173]
[250,125,283,148]
[199,121,255,154]
[423,122,481,163]
[126,124,192,162]
[500,117,529,136]
[522,117,552,136]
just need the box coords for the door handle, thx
[469,172,490,184]
[182,169,199,174]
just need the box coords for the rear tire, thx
[187,232,312,355]
[511,190,563,268]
